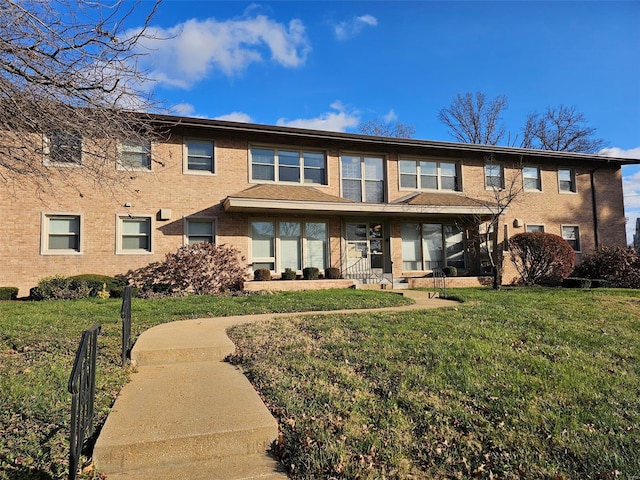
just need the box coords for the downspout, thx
[590,168,600,248]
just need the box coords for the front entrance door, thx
[346,222,384,272]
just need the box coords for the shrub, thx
[563,277,592,289]
[325,267,341,279]
[33,275,91,300]
[125,243,247,296]
[68,274,126,297]
[442,266,458,277]
[573,246,640,288]
[509,232,575,286]
[0,287,19,300]
[254,268,271,281]
[303,267,319,280]
[281,268,297,280]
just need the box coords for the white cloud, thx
[383,109,398,123]
[599,146,640,159]
[334,14,378,40]
[170,103,196,116]
[130,14,310,89]
[214,112,254,123]
[276,102,359,132]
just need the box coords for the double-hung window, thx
[120,139,151,170]
[118,216,152,253]
[42,214,81,254]
[523,166,542,191]
[399,159,459,191]
[185,219,215,245]
[250,147,326,184]
[44,131,82,166]
[562,225,581,252]
[558,168,576,193]
[485,163,503,189]
[184,139,214,173]
[341,155,384,202]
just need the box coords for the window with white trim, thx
[250,147,326,184]
[44,132,82,165]
[184,139,214,173]
[42,214,81,254]
[399,159,459,191]
[525,224,545,233]
[562,225,581,252]
[523,166,542,191]
[341,154,384,202]
[119,139,151,170]
[484,163,503,189]
[250,220,328,272]
[401,223,466,271]
[117,216,152,253]
[185,218,215,245]
[558,168,576,193]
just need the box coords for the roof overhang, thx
[223,196,495,217]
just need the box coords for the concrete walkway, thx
[93,290,458,480]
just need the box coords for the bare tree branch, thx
[438,92,508,145]
[358,117,415,138]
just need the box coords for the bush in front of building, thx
[509,232,576,286]
[0,287,19,300]
[68,274,126,297]
[254,268,271,281]
[31,275,92,300]
[325,267,341,279]
[281,268,297,280]
[573,246,640,288]
[303,267,320,280]
[126,243,247,296]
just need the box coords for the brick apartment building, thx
[2,115,638,296]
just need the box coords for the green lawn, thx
[227,288,640,479]
[0,289,410,480]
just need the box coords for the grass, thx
[0,289,410,480]
[227,288,640,479]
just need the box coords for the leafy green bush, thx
[442,266,458,277]
[68,274,126,297]
[509,232,575,285]
[303,267,319,280]
[32,275,91,300]
[573,246,640,288]
[125,243,247,296]
[281,268,297,280]
[254,268,271,281]
[325,267,341,279]
[0,287,19,300]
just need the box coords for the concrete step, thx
[101,453,287,480]
[131,319,237,366]
[93,361,278,475]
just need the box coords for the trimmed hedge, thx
[69,274,126,297]
[0,287,19,300]
[442,266,458,277]
[303,267,320,280]
[563,277,592,289]
[281,268,297,280]
[254,268,271,281]
[325,267,341,279]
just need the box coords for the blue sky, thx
[123,1,640,242]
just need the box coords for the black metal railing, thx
[343,256,384,284]
[120,285,133,367]
[68,324,101,480]
[432,267,447,298]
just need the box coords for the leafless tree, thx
[520,105,606,153]
[358,117,415,138]
[438,92,508,145]
[466,154,524,289]
[0,0,163,193]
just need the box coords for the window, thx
[42,214,81,254]
[341,155,384,202]
[526,224,545,233]
[558,168,576,193]
[250,220,328,272]
[485,163,503,189]
[399,159,459,191]
[119,139,151,170]
[44,131,82,165]
[562,225,581,252]
[185,219,215,245]
[250,147,326,184]
[401,223,466,271]
[523,166,542,191]
[118,216,152,253]
[184,139,214,173]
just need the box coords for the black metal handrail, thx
[68,324,101,480]
[343,256,384,284]
[432,267,447,298]
[120,285,132,367]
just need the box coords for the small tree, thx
[509,232,575,285]
[125,243,247,295]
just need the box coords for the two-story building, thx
[2,114,637,296]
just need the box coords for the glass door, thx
[346,222,384,271]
